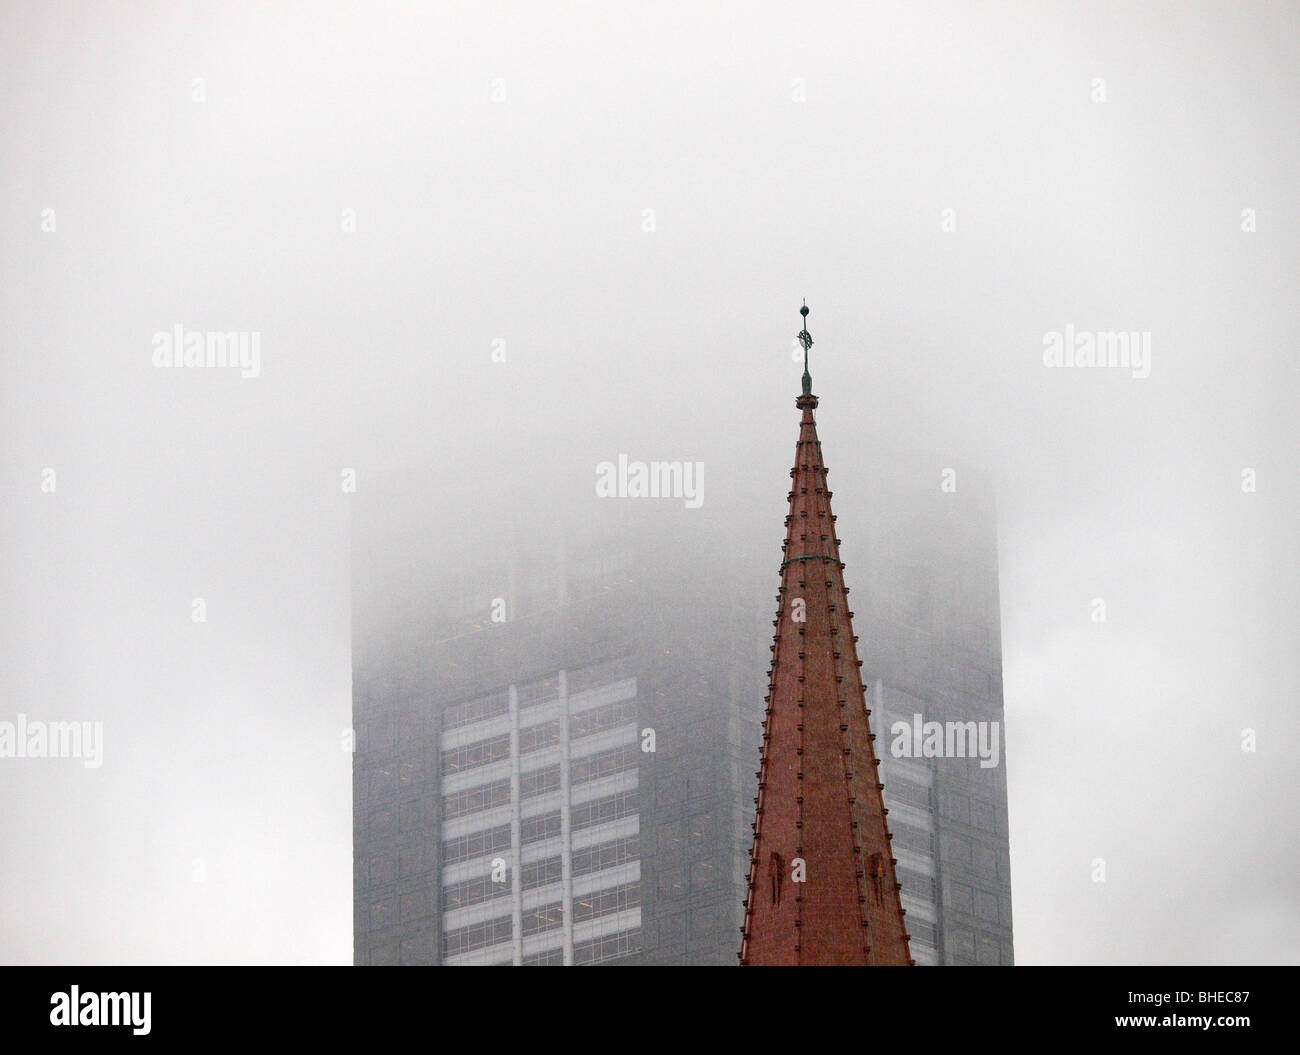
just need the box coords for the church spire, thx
[739,304,914,966]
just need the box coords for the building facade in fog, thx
[353,470,1014,966]
[352,524,768,965]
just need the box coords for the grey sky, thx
[2,1,1296,964]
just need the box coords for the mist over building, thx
[352,355,1014,964]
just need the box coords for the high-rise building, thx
[352,520,768,965]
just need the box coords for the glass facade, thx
[437,665,643,966]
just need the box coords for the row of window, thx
[572,881,640,924]
[574,927,640,965]
[522,902,564,937]
[442,872,511,911]
[948,927,1006,965]
[442,733,510,774]
[571,744,639,785]
[442,787,637,848]
[908,917,938,948]
[572,836,639,879]
[443,778,510,820]
[521,811,562,845]
[522,856,562,890]
[441,661,633,739]
[884,774,932,812]
[569,697,637,740]
[522,765,561,798]
[443,914,512,958]
[439,883,637,956]
[942,834,1003,879]
[897,868,936,903]
[521,948,564,966]
[442,824,511,865]
[940,789,1001,834]
[947,879,1004,924]
[572,790,638,832]
[519,720,561,754]
[441,699,637,783]
[891,821,935,856]
[444,690,510,731]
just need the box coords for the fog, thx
[2,1,1297,964]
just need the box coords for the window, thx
[570,698,637,740]
[442,873,511,911]
[518,720,560,754]
[572,882,640,924]
[442,915,513,958]
[908,918,938,947]
[571,790,638,831]
[520,765,561,799]
[571,836,639,878]
[891,822,934,856]
[522,856,563,890]
[441,824,511,865]
[571,744,638,785]
[573,928,639,965]
[444,689,510,731]
[441,734,510,774]
[521,902,564,936]
[443,779,511,820]
[884,775,932,812]
[522,948,564,966]
[897,868,936,902]
[520,811,562,845]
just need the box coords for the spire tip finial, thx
[797,301,813,395]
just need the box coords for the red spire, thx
[739,306,913,966]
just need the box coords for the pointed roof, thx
[739,305,914,966]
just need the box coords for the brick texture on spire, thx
[739,320,913,966]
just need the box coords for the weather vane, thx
[797,300,813,395]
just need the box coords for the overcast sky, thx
[1,1,1297,965]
